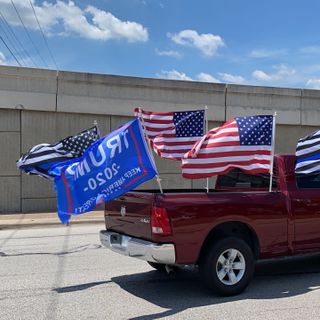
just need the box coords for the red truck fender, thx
[197,220,260,264]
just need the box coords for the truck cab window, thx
[217,168,277,189]
[296,173,320,189]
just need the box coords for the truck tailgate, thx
[104,192,155,240]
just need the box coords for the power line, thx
[28,0,58,70]
[0,35,21,66]
[0,10,38,67]
[0,19,25,65]
[10,0,48,68]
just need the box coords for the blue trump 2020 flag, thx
[50,119,158,224]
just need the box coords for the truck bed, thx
[104,189,214,241]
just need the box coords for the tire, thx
[199,237,255,296]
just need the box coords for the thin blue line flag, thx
[50,119,158,224]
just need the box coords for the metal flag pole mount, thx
[204,105,210,193]
[269,112,277,192]
[93,119,101,138]
[138,107,164,194]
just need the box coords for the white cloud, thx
[300,46,320,54]
[85,5,148,42]
[156,70,223,83]
[156,70,193,81]
[252,64,296,82]
[249,49,287,58]
[157,69,247,84]
[155,49,182,59]
[0,52,7,65]
[197,72,221,83]
[276,64,296,76]
[306,79,320,89]
[168,29,225,56]
[218,72,245,84]
[252,70,273,81]
[0,0,148,42]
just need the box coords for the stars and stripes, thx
[295,129,320,175]
[181,115,274,179]
[17,126,100,179]
[61,127,99,157]
[134,107,205,160]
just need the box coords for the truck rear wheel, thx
[199,237,254,296]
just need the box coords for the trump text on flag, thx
[51,119,157,223]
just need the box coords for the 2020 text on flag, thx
[181,115,274,179]
[135,107,205,160]
[51,119,158,224]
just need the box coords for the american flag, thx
[295,129,320,175]
[17,126,100,179]
[134,108,205,160]
[181,115,274,179]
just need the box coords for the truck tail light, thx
[151,207,172,236]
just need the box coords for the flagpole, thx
[93,119,101,137]
[138,107,164,194]
[269,112,277,192]
[205,105,209,193]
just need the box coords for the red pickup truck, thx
[100,155,320,296]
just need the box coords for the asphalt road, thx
[1,224,320,320]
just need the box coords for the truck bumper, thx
[100,230,176,265]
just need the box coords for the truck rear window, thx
[217,169,277,189]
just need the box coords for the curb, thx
[0,219,105,230]
[0,212,105,230]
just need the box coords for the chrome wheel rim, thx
[216,248,246,286]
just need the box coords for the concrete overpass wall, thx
[0,66,319,213]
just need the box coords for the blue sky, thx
[1,0,320,89]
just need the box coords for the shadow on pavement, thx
[53,281,112,293]
[110,253,320,320]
